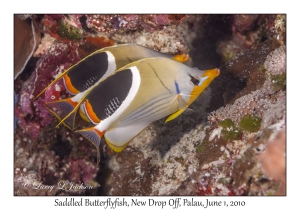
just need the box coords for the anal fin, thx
[104,137,130,153]
[104,122,151,153]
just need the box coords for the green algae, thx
[219,119,235,127]
[239,114,261,132]
[174,156,185,166]
[218,119,241,140]
[223,50,235,63]
[270,73,286,91]
[217,177,232,185]
[196,144,206,154]
[57,21,82,41]
[258,66,266,72]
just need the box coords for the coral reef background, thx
[14,14,286,196]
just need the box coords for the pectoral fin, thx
[165,108,186,123]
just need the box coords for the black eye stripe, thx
[189,74,200,86]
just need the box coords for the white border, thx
[6,1,297,209]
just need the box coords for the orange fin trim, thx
[63,74,80,95]
[85,99,101,124]
[79,106,91,122]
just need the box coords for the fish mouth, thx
[209,68,220,77]
[202,68,220,79]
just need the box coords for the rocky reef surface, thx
[14,14,286,196]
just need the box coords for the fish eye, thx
[189,75,200,86]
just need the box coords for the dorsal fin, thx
[33,45,119,100]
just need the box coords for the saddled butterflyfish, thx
[70,57,220,163]
[35,44,189,130]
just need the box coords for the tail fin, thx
[55,82,96,128]
[44,98,78,130]
[75,127,104,163]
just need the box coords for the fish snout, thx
[209,68,220,77]
[203,68,220,79]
